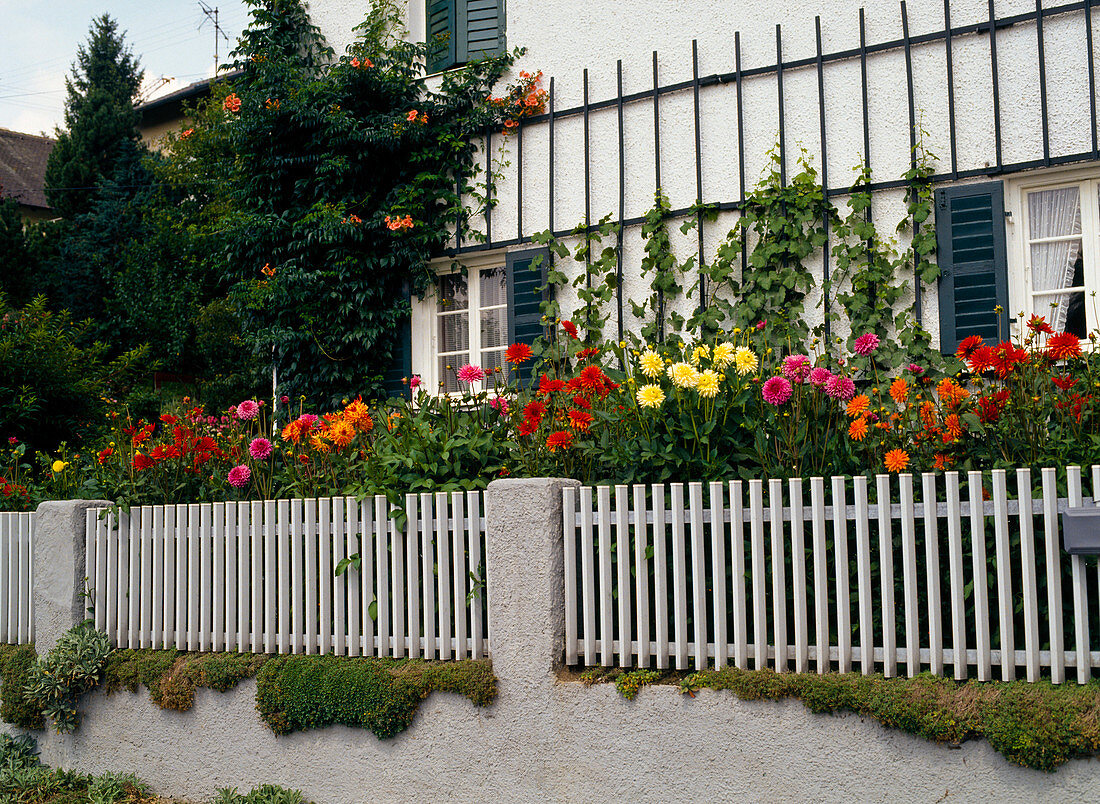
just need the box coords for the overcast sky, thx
[0,0,253,135]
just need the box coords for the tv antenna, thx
[197,1,230,75]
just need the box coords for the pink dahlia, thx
[236,399,259,420]
[762,376,793,406]
[825,375,857,401]
[809,367,833,388]
[298,414,318,428]
[457,363,486,384]
[227,464,251,488]
[249,437,273,460]
[489,396,509,414]
[853,333,880,357]
[782,354,812,384]
[908,363,925,375]
[409,374,422,389]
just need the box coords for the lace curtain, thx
[1028,187,1082,332]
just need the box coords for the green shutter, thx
[427,0,457,73]
[457,0,505,62]
[383,284,413,400]
[935,182,1010,354]
[506,247,550,385]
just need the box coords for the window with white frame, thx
[433,264,510,392]
[1012,171,1100,338]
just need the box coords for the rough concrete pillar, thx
[33,500,110,653]
[485,478,579,684]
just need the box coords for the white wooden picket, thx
[0,512,33,644]
[565,468,1100,683]
[86,493,489,657]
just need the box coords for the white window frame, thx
[1006,165,1100,341]
[411,252,509,395]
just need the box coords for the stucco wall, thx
[10,491,1100,802]
[306,0,1100,354]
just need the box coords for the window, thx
[426,0,505,74]
[434,264,510,392]
[1013,174,1100,338]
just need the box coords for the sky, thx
[0,0,253,135]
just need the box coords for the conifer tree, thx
[44,14,144,218]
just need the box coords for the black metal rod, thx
[735,32,747,281]
[902,1,921,322]
[516,109,523,241]
[944,0,959,179]
[617,59,626,344]
[456,179,462,251]
[653,50,664,340]
[816,16,831,344]
[1088,0,1098,158]
[989,0,1004,169]
[583,68,591,302]
[860,7,875,312]
[776,24,787,185]
[693,39,706,314]
[505,0,1091,127]
[1037,0,1051,166]
[485,127,492,246]
[548,77,555,236]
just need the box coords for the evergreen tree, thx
[44,14,144,219]
[0,196,35,304]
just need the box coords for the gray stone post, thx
[33,500,110,653]
[485,478,579,684]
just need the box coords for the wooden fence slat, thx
[810,478,828,674]
[0,513,10,641]
[360,499,375,657]
[749,480,766,671]
[597,485,614,666]
[711,481,728,670]
[213,503,225,653]
[333,497,347,657]
[616,485,634,668]
[437,492,452,661]
[653,484,670,669]
[188,504,201,651]
[347,497,361,658]
[636,484,652,669]
[1017,468,1041,682]
[854,476,873,676]
[564,486,578,666]
[96,510,108,635]
[319,497,333,656]
[768,478,787,673]
[899,474,919,677]
[236,502,249,652]
[452,492,467,661]
[108,510,120,645]
[289,500,303,654]
[467,490,484,659]
[876,475,897,678]
[921,473,943,676]
[199,504,211,652]
[689,482,708,670]
[580,485,596,664]
[1068,466,1090,683]
[391,497,405,658]
[420,493,436,660]
[304,498,318,656]
[1042,468,1065,684]
[248,501,262,653]
[17,514,29,644]
[967,471,992,681]
[278,499,291,655]
[405,494,419,659]
[121,509,134,648]
[831,476,851,674]
[945,472,967,680]
[84,510,97,638]
[992,470,1015,681]
[375,496,390,658]
[139,506,153,649]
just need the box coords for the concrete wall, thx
[307,0,1100,356]
[10,491,1100,802]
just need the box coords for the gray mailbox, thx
[1061,507,1100,556]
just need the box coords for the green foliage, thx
[0,644,43,729]
[103,649,267,711]
[0,198,37,307]
[23,625,113,734]
[255,655,496,738]
[0,734,155,804]
[44,14,144,220]
[614,669,659,701]
[592,666,1100,772]
[211,784,310,804]
[0,294,148,454]
[162,0,521,406]
[0,733,40,773]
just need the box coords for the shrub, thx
[211,784,310,804]
[0,644,42,729]
[23,625,113,733]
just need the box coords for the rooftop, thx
[0,127,55,210]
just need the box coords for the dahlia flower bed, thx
[3,316,1098,510]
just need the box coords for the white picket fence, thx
[85,493,488,658]
[564,466,1100,684]
[0,512,33,645]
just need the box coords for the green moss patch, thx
[0,643,42,729]
[104,649,268,711]
[580,665,1100,772]
[256,655,496,739]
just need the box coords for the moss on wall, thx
[0,644,43,729]
[581,665,1100,773]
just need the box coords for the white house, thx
[310,0,1100,393]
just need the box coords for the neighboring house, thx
[0,127,55,222]
[309,0,1098,391]
[137,71,243,147]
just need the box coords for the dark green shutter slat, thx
[936,181,1009,354]
[456,0,504,62]
[383,283,413,400]
[506,247,550,386]
[427,0,457,73]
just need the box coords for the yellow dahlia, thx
[667,361,699,389]
[712,341,735,370]
[639,349,663,379]
[636,384,665,409]
[696,369,720,398]
[733,347,758,376]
